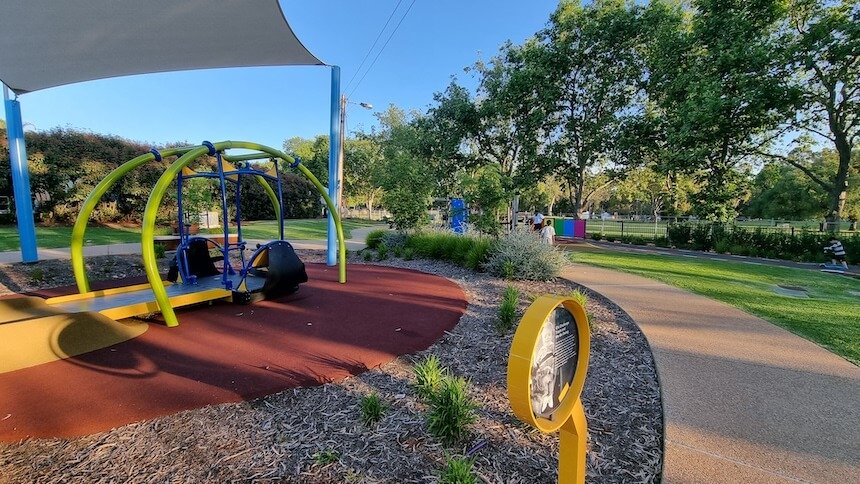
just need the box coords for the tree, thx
[647,0,798,221]
[773,0,860,222]
[744,162,826,219]
[343,135,384,216]
[374,106,434,230]
[527,0,647,216]
[283,135,329,183]
[458,164,509,235]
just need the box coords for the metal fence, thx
[588,219,858,240]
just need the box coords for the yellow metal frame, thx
[507,295,591,484]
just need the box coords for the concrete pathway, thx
[563,264,860,483]
[0,225,383,264]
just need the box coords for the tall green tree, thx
[529,0,647,216]
[373,105,434,230]
[769,0,860,223]
[647,0,798,221]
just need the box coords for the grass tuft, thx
[359,393,386,427]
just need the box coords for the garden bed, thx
[0,251,663,483]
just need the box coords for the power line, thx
[345,0,405,92]
[349,0,417,98]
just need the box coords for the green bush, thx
[439,455,477,484]
[464,238,493,270]
[497,285,520,333]
[414,355,447,401]
[426,376,477,445]
[690,224,713,251]
[365,229,387,250]
[654,236,670,248]
[359,393,386,427]
[484,229,567,281]
[666,222,693,248]
[590,232,604,241]
[154,243,166,259]
[404,231,493,270]
[713,237,732,254]
[382,231,408,250]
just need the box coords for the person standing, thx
[532,211,544,231]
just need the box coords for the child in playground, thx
[540,219,556,245]
[824,237,848,270]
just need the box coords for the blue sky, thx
[3,1,559,151]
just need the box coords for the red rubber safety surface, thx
[0,263,467,441]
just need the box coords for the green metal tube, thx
[141,141,347,327]
[223,152,272,163]
[295,163,347,283]
[255,175,281,222]
[141,147,210,327]
[71,147,187,293]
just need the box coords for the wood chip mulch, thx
[0,250,663,483]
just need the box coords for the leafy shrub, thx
[497,285,520,333]
[404,231,493,270]
[690,224,713,251]
[376,244,389,260]
[365,230,387,250]
[426,376,477,445]
[154,243,166,259]
[483,229,567,281]
[382,231,408,250]
[713,237,732,254]
[359,393,386,426]
[414,355,447,401]
[439,455,477,484]
[92,201,123,223]
[362,250,373,261]
[666,222,693,248]
[402,247,415,260]
[590,232,604,241]
[654,236,670,248]
[464,238,493,270]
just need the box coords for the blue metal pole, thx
[3,85,38,262]
[327,66,342,266]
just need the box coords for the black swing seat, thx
[166,238,222,283]
[241,240,308,303]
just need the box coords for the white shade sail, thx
[0,0,324,94]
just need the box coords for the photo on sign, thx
[530,306,578,419]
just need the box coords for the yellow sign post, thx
[507,295,590,484]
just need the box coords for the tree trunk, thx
[826,132,851,224]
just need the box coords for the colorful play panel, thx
[0,263,467,441]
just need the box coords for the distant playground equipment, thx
[549,217,587,240]
[0,141,346,336]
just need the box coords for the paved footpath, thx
[563,263,860,483]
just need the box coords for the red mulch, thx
[0,263,466,441]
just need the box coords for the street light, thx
[338,95,373,214]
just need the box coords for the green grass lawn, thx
[572,248,860,365]
[0,219,380,252]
